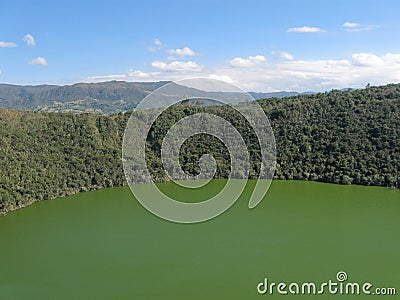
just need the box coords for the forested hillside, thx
[0,109,128,213]
[0,84,399,214]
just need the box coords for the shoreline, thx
[1,179,397,217]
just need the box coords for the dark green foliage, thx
[145,104,261,182]
[0,84,399,214]
[261,84,400,188]
[0,109,130,213]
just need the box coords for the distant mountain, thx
[0,81,314,114]
[249,91,315,99]
[0,81,168,114]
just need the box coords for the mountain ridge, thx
[0,81,313,114]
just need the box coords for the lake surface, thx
[0,180,399,299]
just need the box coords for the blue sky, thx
[1,0,400,91]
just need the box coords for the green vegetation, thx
[0,109,128,213]
[0,81,305,114]
[263,84,399,187]
[0,83,399,214]
[0,181,399,299]
[0,81,167,113]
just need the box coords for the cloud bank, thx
[85,51,400,92]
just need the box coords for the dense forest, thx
[0,83,399,214]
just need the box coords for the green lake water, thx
[0,180,399,299]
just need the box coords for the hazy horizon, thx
[1,79,394,94]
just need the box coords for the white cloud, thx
[152,60,203,71]
[287,26,324,33]
[0,41,17,48]
[147,38,164,52]
[168,47,199,57]
[24,34,35,46]
[352,53,384,66]
[154,38,162,47]
[208,74,237,84]
[343,21,379,32]
[383,53,400,63]
[88,74,126,80]
[229,55,266,67]
[86,69,161,82]
[127,70,151,78]
[29,57,48,66]
[279,51,294,60]
[343,21,360,28]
